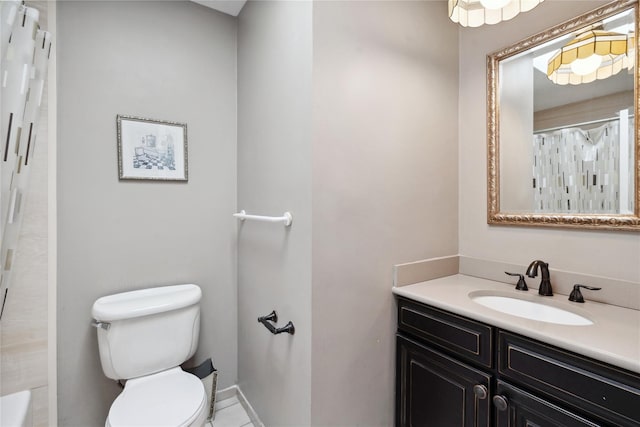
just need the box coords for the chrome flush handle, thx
[91,320,111,330]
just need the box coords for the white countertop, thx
[393,274,640,374]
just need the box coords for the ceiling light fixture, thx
[547,28,634,85]
[448,0,544,28]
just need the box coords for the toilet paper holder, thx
[258,310,295,335]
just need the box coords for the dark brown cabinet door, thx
[396,334,491,427]
[498,331,640,426]
[494,381,601,427]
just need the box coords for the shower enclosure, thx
[0,0,52,318]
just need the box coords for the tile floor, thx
[208,395,256,427]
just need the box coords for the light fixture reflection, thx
[570,55,603,76]
[547,28,634,85]
[448,0,544,28]
[480,0,512,10]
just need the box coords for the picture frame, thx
[117,115,188,181]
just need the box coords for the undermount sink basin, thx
[469,291,593,326]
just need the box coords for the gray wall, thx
[57,2,237,425]
[310,2,459,424]
[237,3,458,425]
[237,2,313,425]
[459,0,640,283]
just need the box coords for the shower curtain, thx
[532,119,634,214]
[0,1,52,319]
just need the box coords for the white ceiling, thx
[191,0,247,16]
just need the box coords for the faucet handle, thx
[569,284,602,303]
[505,272,528,291]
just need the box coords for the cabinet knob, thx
[492,395,509,411]
[473,384,488,400]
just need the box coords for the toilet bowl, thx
[92,284,206,427]
[0,390,33,427]
[106,368,207,427]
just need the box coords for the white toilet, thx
[92,284,207,427]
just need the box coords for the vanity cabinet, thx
[497,331,640,426]
[395,297,640,427]
[493,381,599,427]
[396,298,493,426]
[396,334,491,426]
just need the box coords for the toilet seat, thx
[106,367,207,427]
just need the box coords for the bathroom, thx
[1,0,639,426]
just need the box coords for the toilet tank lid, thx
[92,284,201,322]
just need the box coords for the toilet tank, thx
[92,284,201,380]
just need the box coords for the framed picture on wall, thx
[116,115,188,181]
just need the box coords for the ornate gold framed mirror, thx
[487,0,640,231]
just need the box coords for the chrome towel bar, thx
[233,210,292,227]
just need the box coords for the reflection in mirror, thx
[488,0,640,230]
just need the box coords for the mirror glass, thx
[488,1,640,230]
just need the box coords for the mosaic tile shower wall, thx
[533,119,634,214]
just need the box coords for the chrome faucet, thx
[526,260,553,296]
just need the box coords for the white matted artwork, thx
[117,115,188,181]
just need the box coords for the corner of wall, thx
[47,0,57,424]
